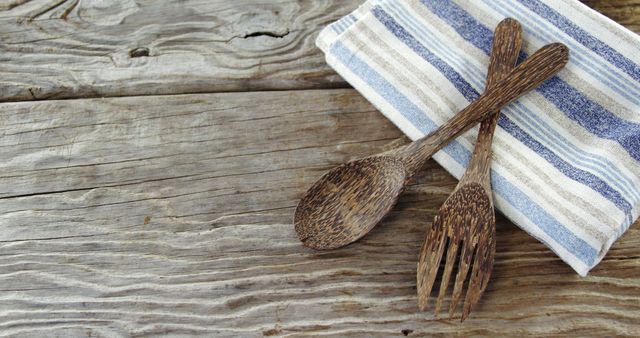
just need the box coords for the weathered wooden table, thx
[0,1,638,336]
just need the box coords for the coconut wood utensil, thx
[416,18,523,322]
[294,41,569,251]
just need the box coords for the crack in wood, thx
[0,0,32,11]
[0,232,114,243]
[24,0,67,22]
[242,29,290,39]
[129,47,150,58]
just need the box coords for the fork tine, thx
[461,227,496,321]
[448,233,474,318]
[434,229,459,317]
[417,215,447,311]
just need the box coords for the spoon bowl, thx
[294,156,407,249]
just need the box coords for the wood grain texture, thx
[0,89,638,337]
[582,0,640,33]
[1,1,639,337]
[0,0,636,103]
[0,0,357,102]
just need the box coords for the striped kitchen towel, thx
[317,0,640,276]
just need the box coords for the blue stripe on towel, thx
[418,0,640,162]
[332,14,359,34]
[484,0,640,107]
[371,6,633,219]
[517,0,640,83]
[332,18,346,34]
[329,40,599,265]
[499,115,633,224]
[371,11,480,102]
[382,1,640,204]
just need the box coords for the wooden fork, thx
[417,18,524,321]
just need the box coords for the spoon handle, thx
[393,42,569,176]
[459,18,522,189]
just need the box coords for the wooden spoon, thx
[417,18,523,321]
[294,42,569,250]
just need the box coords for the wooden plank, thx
[582,0,640,33]
[1,1,636,103]
[0,0,358,102]
[0,89,637,336]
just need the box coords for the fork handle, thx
[459,18,522,188]
[396,42,569,175]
